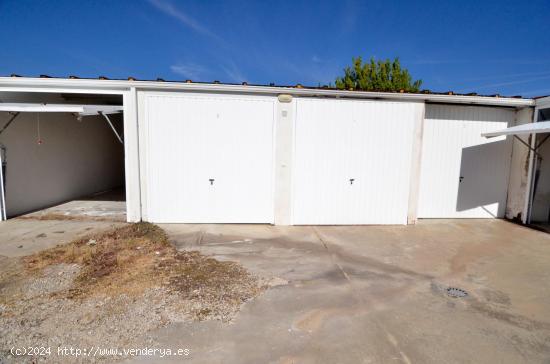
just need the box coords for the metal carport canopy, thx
[482,121,550,138]
[0,103,125,143]
[0,103,123,115]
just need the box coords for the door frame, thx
[138,91,278,223]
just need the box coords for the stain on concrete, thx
[294,309,332,332]
[128,220,550,364]
[469,299,550,331]
[450,240,506,274]
[482,289,512,306]
[383,328,412,364]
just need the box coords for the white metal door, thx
[292,98,416,225]
[144,93,275,223]
[418,105,514,218]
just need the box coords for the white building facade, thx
[0,76,543,225]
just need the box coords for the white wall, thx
[134,90,526,225]
[0,111,124,217]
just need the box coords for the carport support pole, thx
[0,112,20,136]
[99,112,123,144]
[407,102,426,225]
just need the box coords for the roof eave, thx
[535,96,550,108]
[0,77,535,108]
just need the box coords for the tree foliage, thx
[335,57,422,92]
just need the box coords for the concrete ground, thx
[0,188,126,257]
[0,218,125,257]
[130,220,550,364]
[19,187,126,222]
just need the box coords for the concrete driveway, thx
[0,218,125,257]
[133,220,550,364]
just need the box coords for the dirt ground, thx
[0,223,268,363]
[1,218,550,363]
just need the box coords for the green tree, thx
[335,57,422,92]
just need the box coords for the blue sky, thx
[1,0,549,96]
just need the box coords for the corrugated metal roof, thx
[0,74,535,107]
[5,73,529,99]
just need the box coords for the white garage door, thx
[418,105,514,218]
[292,99,417,225]
[143,93,275,223]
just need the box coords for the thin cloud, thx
[62,50,128,77]
[517,88,550,97]
[410,59,472,65]
[170,63,207,80]
[312,55,322,64]
[149,0,247,82]
[340,0,358,34]
[458,74,550,92]
[410,59,550,66]
[488,59,550,65]
[280,60,303,76]
[279,58,337,85]
[221,61,246,83]
[147,0,222,41]
[461,70,550,83]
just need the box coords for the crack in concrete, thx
[311,227,352,283]
[311,226,413,364]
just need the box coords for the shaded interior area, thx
[0,92,126,220]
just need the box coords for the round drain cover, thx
[446,287,468,298]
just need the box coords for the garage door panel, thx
[418,105,513,218]
[292,99,416,225]
[144,94,274,223]
[351,101,416,224]
[292,100,352,223]
[213,99,274,223]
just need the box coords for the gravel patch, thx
[0,285,192,363]
[0,223,267,363]
[23,263,80,297]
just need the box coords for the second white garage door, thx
[142,93,275,223]
[291,99,418,225]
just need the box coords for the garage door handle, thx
[209,179,215,185]
[350,178,355,185]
